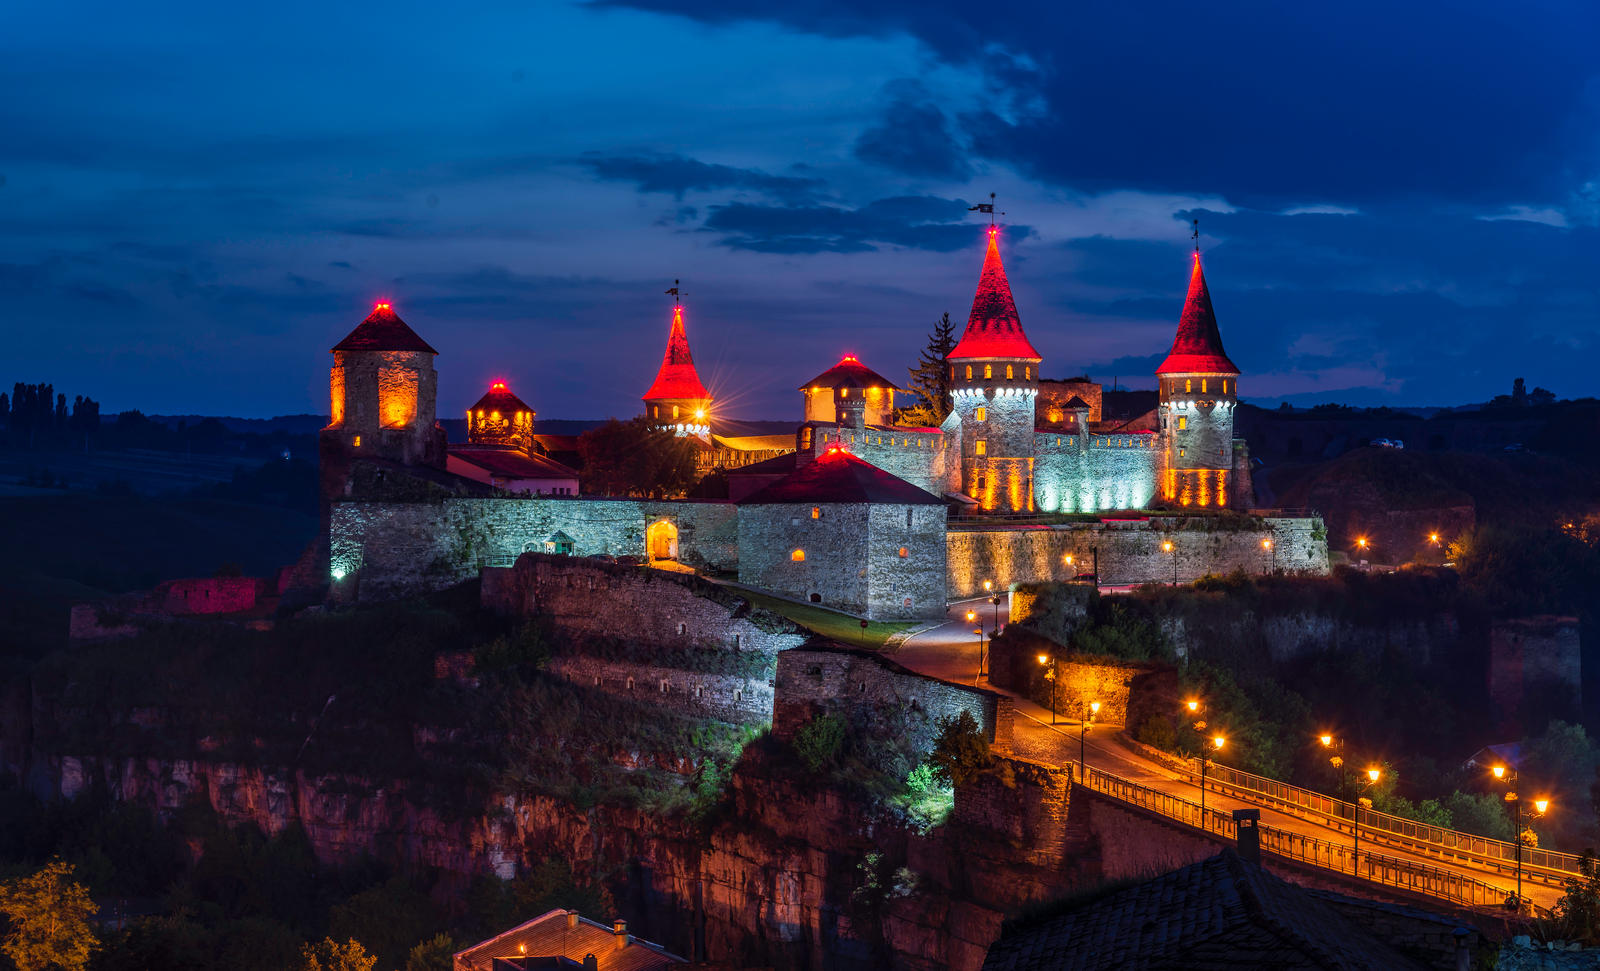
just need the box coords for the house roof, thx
[725,451,798,477]
[332,302,438,354]
[1061,395,1092,411]
[469,381,534,416]
[1156,256,1239,376]
[712,433,796,452]
[453,909,683,971]
[799,354,900,392]
[948,228,1042,362]
[642,305,711,402]
[449,446,579,480]
[736,446,944,506]
[981,850,1425,971]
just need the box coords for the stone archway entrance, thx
[647,520,679,561]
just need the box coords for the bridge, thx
[894,600,1574,916]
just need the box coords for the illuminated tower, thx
[799,354,899,428]
[641,303,713,436]
[466,380,535,453]
[1156,254,1240,507]
[322,301,446,470]
[946,226,1042,513]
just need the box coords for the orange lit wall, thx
[329,369,345,424]
[1161,468,1229,507]
[378,366,419,428]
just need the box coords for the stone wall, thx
[946,516,1328,598]
[1033,433,1159,513]
[772,644,1014,758]
[806,425,949,497]
[158,577,266,615]
[1490,616,1582,736]
[987,625,1159,726]
[544,655,773,726]
[482,553,808,655]
[329,497,739,600]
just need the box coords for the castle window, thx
[906,508,913,528]
[975,407,986,422]
[1179,416,1187,430]
[1025,366,1031,379]
[672,405,680,419]
[1201,378,1208,393]
[351,435,361,447]
[898,547,909,558]
[975,440,987,456]
[950,365,955,380]
[965,365,972,380]
[791,549,806,561]
[811,507,821,519]
[984,364,993,379]
[1180,447,1186,458]
[841,387,848,398]
[1185,379,1193,393]
[1006,365,1014,379]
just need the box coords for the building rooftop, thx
[711,433,796,452]
[948,228,1042,362]
[1155,256,1239,376]
[469,381,535,417]
[449,445,579,480]
[642,305,711,402]
[332,302,438,354]
[981,850,1424,971]
[736,445,943,505]
[454,910,683,971]
[798,354,900,392]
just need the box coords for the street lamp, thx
[1162,539,1178,585]
[1199,734,1225,831]
[1038,654,1059,725]
[983,579,1001,635]
[1262,535,1276,574]
[1491,764,1551,911]
[966,609,984,683]
[1353,766,1381,875]
[1078,701,1101,778]
[1319,733,1347,799]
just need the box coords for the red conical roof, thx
[642,306,711,402]
[469,380,534,416]
[332,302,437,354]
[948,228,1041,362]
[1156,255,1239,375]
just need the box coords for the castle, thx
[321,226,1324,618]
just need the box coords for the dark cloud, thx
[703,195,1025,253]
[578,153,826,204]
[854,80,971,179]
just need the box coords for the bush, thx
[793,714,847,774]
[928,711,990,788]
[1134,715,1176,752]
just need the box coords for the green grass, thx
[734,588,914,649]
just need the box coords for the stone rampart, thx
[329,496,739,600]
[544,656,773,726]
[772,644,1014,757]
[987,625,1160,726]
[158,577,266,615]
[1490,615,1582,735]
[482,552,808,654]
[947,516,1327,597]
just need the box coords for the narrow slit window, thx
[791,549,805,561]
[984,364,992,379]
[975,406,986,422]
[975,440,987,456]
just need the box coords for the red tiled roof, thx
[469,382,534,416]
[1156,255,1239,375]
[798,354,900,392]
[448,446,578,480]
[948,228,1042,362]
[332,303,438,354]
[737,446,943,505]
[642,306,711,402]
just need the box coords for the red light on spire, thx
[490,380,506,391]
[841,353,858,362]
[374,300,391,311]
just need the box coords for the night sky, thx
[5,1,1599,420]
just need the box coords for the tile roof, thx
[642,306,711,402]
[470,382,535,417]
[735,446,943,505]
[1155,256,1239,376]
[948,228,1042,362]
[449,446,579,480]
[981,851,1426,971]
[798,355,900,392]
[711,433,796,452]
[332,303,438,354]
[454,910,683,971]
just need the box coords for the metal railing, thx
[1079,765,1526,912]
[1188,759,1582,886]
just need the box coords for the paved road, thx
[892,598,1562,910]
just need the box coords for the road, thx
[891,598,1562,910]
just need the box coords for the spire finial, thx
[1192,219,1199,256]
[665,279,684,310]
[968,192,1005,228]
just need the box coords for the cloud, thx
[1477,205,1569,228]
[701,195,1022,253]
[853,80,971,179]
[577,153,826,204]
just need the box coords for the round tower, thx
[466,380,535,453]
[946,226,1042,513]
[1156,254,1240,507]
[641,303,713,436]
[799,354,898,427]
[322,301,445,470]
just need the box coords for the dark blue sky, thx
[4,0,1598,419]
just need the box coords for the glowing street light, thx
[1353,766,1382,874]
[1319,733,1347,797]
[1428,532,1441,546]
[1199,732,1226,830]
[1077,700,1102,778]
[1162,539,1178,585]
[1262,534,1277,573]
[1037,653,1059,725]
[1490,764,1550,910]
[967,610,984,683]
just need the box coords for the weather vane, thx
[665,279,684,309]
[1192,218,1200,254]
[968,192,1005,227]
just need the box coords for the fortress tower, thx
[945,227,1042,513]
[1156,255,1240,507]
[466,380,534,453]
[800,354,899,428]
[321,301,446,475]
[642,303,712,437]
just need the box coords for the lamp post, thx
[966,609,983,684]
[1092,545,1100,590]
[1079,701,1101,778]
[1262,535,1276,574]
[1200,734,1225,831]
[983,579,1001,635]
[1162,539,1177,586]
[1353,766,1381,875]
[1037,654,1059,725]
[1319,733,1347,799]
[1491,764,1551,912]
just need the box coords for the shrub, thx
[1134,714,1176,752]
[793,713,847,774]
[928,711,990,788]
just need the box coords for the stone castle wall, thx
[772,644,1015,758]
[544,655,773,726]
[329,497,739,600]
[1033,433,1160,513]
[808,425,948,496]
[737,502,872,616]
[1489,615,1582,735]
[947,517,1328,598]
[864,503,948,619]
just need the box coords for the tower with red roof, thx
[321,301,447,473]
[946,227,1042,513]
[641,303,713,436]
[1156,254,1242,507]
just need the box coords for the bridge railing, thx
[1187,758,1583,885]
[1079,765,1525,913]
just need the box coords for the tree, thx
[577,417,700,498]
[901,312,957,426]
[404,934,455,971]
[328,877,441,971]
[1554,852,1600,945]
[928,710,990,787]
[0,860,99,971]
[297,938,377,971]
[793,713,847,773]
